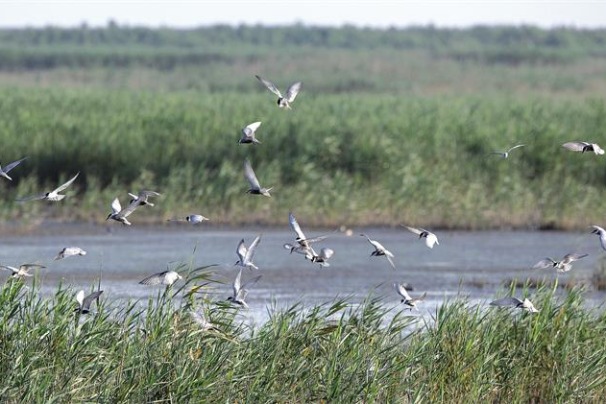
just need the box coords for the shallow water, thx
[1,223,604,325]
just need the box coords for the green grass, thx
[1,272,606,402]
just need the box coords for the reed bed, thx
[1,270,606,402]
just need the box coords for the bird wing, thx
[394,282,412,300]
[385,253,396,270]
[240,274,262,293]
[506,144,525,153]
[242,121,262,137]
[110,197,122,214]
[139,190,161,197]
[592,143,605,155]
[255,75,282,97]
[320,248,334,260]
[232,268,243,297]
[139,271,168,285]
[245,235,262,263]
[592,225,606,235]
[81,290,103,310]
[20,263,45,270]
[490,297,523,307]
[562,253,588,263]
[75,290,85,307]
[0,265,19,274]
[2,157,27,174]
[284,81,302,103]
[289,212,307,240]
[403,225,422,236]
[236,239,248,262]
[244,159,261,189]
[562,142,587,152]
[53,172,79,193]
[16,193,47,202]
[118,199,141,218]
[533,258,555,269]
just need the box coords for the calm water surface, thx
[1,224,604,325]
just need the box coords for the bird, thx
[236,235,262,271]
[255,75,302,109]
[394,283,426,310]
[106,197,141,226]
[189,310,217,331]
[287,212,327,254]
[491,144,525,158]
[75,290,103,314]
[360,233,395,269]
[533,253,588,273]
[167,214,210,224]
[139,270,183,286]
[239,121,262,144]
[562,141,605,155]
[0,157,27,181]
[128,190,161,207]
[54,246,87,260]
[283,243,314,259]
[403,225,439,249]
[591,225,606,251]
[17,172,79,202]
[309,247,334,267]
[244,159,272,197]
[227,268,262,309]
[0,263,45,279]
[490,297,539,313]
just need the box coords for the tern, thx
[139,270,183,286]
[591,225,606,251]
[0,263,45,279]
[0,157,27,181]
[239,121,262,144]
[128,190,161,207]
[309,247,334,267]
[54,246,87,260]
[255,75,302,109]
[403,225,439,249]
[17,172,79,202]
[394,283,426,310]
[189,310,217,331]
[75,290,103,314]
[106,197,141,226]
[533,253,588,273]
[168,214,210,224]
[491,144,525,158]
[360,233,395,269]
[288,212,327,254]
[490,297,539,313]
[244,159,272,197]
[227,268,262,309]
[562,141,605,155]
[235,235,262,270]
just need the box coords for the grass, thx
[1,266,606,402]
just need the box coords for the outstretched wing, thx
[53,172,79,193]
[16,193,47,202]
[236,239,247,262]
[110,197,122,214]
[403,225,422,236]
[284,81,302,103]
[232,268,243,298]
[244,159,261,189]
[242,121,262,137]
[255,75,282,97]
[81,290,103,310]
[562,141,588,152]
[289,212,307,240]
[139,271,168,286]
[506,144,525,153]
[2,157,27,174]
[245,235,262,263]
[394,282,411,300]
[533,258,555,269]
[490,296,523,308]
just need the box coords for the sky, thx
[0,1,604,29]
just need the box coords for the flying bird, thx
[168,214,210,224]
[533,253,588,273]
[189,310,217,331]
[360,233,395,269]
[236,235,262,271]
[244,159,272,197]
[227,268,262,309]
[591,225,606,251]
[491,144,525,158]
[394,283,426,310]
[0,263,45,279]
[54,246,87,260]
[287,212,327,255]
[562,141,605,155]
[309,247,334,267]
[239,121,263,144]
[255,75,302,109]
[128,190,161,207]
[139,270,183,286]
[403,225,439,249]
[75,290,103,314]
[0,157,27,181]
[490,297,539,313]
[17,172,79,202]
[106,197,142,226]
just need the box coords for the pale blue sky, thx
[0,1,604,28]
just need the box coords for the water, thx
[1,223,604,325]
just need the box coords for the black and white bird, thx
[239,121,263,144]
[394,283,426,310]
[403,225,439,249]
[309,247,334,267]
[491,144,525,158]
[168,214,210,224]
[562,141,605,155]
[286,212,327,257]
[227,268,262,309]
[533,253,588,273]
[0,157,27,181]
[360,233,395,269]
[255,75,302,109]
[106,197,141,226]
[236,235,262,271]
[490,296,539,313]
[139,270,183,286]
[17,172,79,202]
[128,190,161,207]
[591,225,606,251]
[0,263,45,279]
[244,159,272,197]
[54,246,87,260]
[75,290,103,314]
